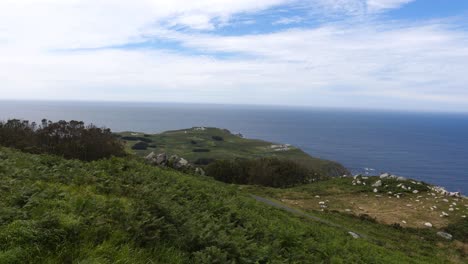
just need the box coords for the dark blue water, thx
[1,100,467,193]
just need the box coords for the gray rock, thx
[372,180,382,187]
[396,176,407,181]
[156,153,167,165]
[348,231,360,239]
[436,231,453,240]
[144,152,158,165]
[175,158,189,168]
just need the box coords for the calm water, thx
[1,100,468,193]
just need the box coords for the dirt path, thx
[250,195,367,239]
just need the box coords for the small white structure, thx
[270,144,292,152]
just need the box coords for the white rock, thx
[380,173,390,179]
[373,188,378,193]
[348,232,360,239]
[372,180,382,187]
[319,201,326,205]
[442,199,449,203]
[315,195,320,198]
[413,190,419,194]
[424,222,433,228]
[448,208,454,211]
[401,220,407,224]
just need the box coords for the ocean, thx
[1,100,467,193]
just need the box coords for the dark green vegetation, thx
[206,158,319,188]
[0,147,463,263]
[0,119,125,161]
[131,141,149,150]
[119,127,349,177]
[446,219,468,243]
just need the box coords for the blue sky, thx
[1,0,468,112]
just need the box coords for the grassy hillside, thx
[0,147,464,263]
[119,127,349,177]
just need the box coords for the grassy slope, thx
[243,178,468,263]
[119,127,349,177]
[0,147,460,263]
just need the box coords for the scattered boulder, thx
[372,180,382,187]
[424,222,433,228]
[412,190,419,194]
[373,188,378,193]
[436,232,453,240]
[396,176,407,181]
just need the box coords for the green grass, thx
[242,178,468,263]
[1,146,464,263]
[119,127,348,177]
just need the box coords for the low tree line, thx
[205,157,320,188]
[0,119,125,161]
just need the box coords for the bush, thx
[192,149,210,153]
[122,136,153,143]
[445,218,468,242]
[0,119,125,161]
[211,136,223,141]
[132,142,149,150]
[194,158,216,165]
[206,158,315,188]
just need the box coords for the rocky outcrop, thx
[145,152,168,166]
[145,152,208,175]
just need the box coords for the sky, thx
[1,0,468,112]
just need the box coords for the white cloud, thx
[367,0,415,13]
[273,16,305,25]
[1,0,468,112]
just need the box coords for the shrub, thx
[190,140,197,145]
[445,218,468,242]
[206,158,314,188]
[194,158,216,165]
[132,142,149,150]
[122,136,153,143]
[192,149,210,153]
[211,136,223,141]
[0,119,126,161]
